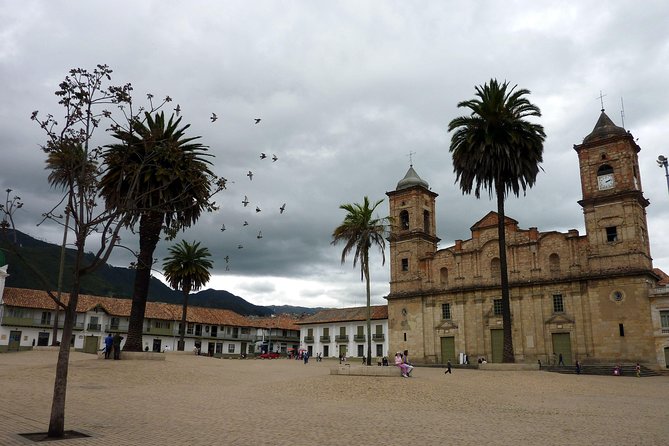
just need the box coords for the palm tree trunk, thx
[496,182,515,363]
[178,283,191,351]
[365,260,372,366]
[124,212,162,352]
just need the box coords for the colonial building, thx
[386,111,669,368]
[0,271,300,356]
[296,305,389,360]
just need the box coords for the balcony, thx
[303,336,314,343]
[145,326,174,336]
[1,316,83,330]
[372,334,385,341]
[105,323,129,332]
[87,323,102,331]
[319,335,331,343]
[353,335,366,342]
[335,335,349,343]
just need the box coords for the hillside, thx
[0,230,313,316]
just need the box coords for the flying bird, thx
[242,196,249,207]
[257,231,263,239]
[243,221,249,226]
[224,255,230,263]
[225,265,230,271]
[279,203,286,214]
[247,171,253,180]
[272,154,278,162]
[237,244,243,249]
[254,118,261,124]
[174,104,181,116]
[255,206,261,213]
[260,152,267,159]
[210,113,218,122]
[220,224,226,232]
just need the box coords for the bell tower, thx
[574,110,652,272]
[386,165,439,294]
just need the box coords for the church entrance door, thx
[440,337,455,364]
[491,329,504,363]
[551,333,572,365]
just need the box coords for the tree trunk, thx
[496,182,515,363]
[47,233,83,437]
[124,212,162,351]
[365,260,372,366]
[178,283,191,351]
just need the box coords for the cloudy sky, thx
[2,1,668,309]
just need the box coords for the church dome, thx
[396,166,429,190]
[583,110,627,143]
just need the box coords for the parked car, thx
[259,352,280,359]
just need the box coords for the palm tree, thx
[100,111,215,351]
[448,79,545,363]
[163,240,213,351]
[332,196,390,366]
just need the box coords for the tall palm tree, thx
[448,79,545,363]
[332,196,390,366]
[100,111,215,351]
[163,240,213,351]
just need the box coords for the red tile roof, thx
[296,305,388,325]
[1,287,298,329]
[654,268,669,286]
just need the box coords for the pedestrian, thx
[104,333,113,359]
[362,355,366,364]
[558,353,565,366]
[112,333,123,360]
[303,350,309,364]
[635,363,641,377]
[575,360,581,375]
[445,359,452,374]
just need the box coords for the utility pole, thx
[658,155,669,194]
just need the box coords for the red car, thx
[259,352,280,359]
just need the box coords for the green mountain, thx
[0,230,278,316]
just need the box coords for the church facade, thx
[385,111,669,368]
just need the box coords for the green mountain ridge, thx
[0,230,323,316]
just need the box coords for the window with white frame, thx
[228,344,235,353]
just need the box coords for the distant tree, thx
[100,111,219,352]
[162,240,213,350]
[332,196,390,366]
[448,79,545,363]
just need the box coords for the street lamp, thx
[658,155,669,194]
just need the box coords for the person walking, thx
[104,333,113,359]
[558,353,565,366]
[112,333,123,360]
[575,360,581,375]
[635,363,641,377]
[445,359,452,374]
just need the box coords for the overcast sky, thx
[2,1,668,309]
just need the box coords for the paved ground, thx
[0,351,668,445]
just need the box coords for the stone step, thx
[542,363,660,377]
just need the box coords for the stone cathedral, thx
[385,111,669,367]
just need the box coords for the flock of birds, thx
[197,111,287,273]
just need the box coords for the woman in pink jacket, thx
[395,352,413,377]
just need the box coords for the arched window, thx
[423,210,430,233]
[549,253,560,275]
[440,267,448,285]
[400,210,409,230]
[491,257,500,279]
[597,164,613,175]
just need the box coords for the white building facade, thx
[297,305,389,361]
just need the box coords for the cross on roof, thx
[407,150,416,167]
[596,90,607,112]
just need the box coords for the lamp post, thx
[658,155,669,194]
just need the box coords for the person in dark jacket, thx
[104,334,113,359]
[112,333,123,360]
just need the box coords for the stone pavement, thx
[0,351,668,445]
